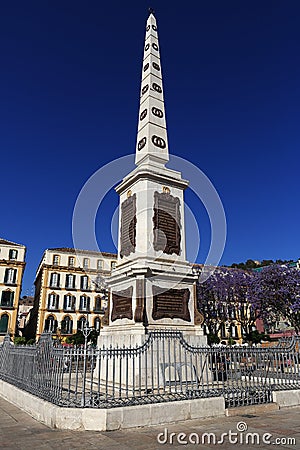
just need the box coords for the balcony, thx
[80,287,92,292]
[63,307,75,313]
[0,302,14,309]
[79,307,91,313]
[93,307,105,314]
[47,305,60,312]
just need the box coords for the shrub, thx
[66,331,85,345]
[227,337,237,346]
[14,337,27,346]
[207,334,220,346]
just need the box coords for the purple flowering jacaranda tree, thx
[250,264,300,335]
[197,267,256,339]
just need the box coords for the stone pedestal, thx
[98,257,205,344]
[96,260,207,387]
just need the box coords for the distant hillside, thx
[225,259,294,271]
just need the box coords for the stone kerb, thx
[0,378,225,431]
[2,377,300,431]
[272,389,300,408]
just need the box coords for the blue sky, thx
[1,1,299,294]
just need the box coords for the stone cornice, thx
[116,168,189,194]
[40,264,112,275]
[0,260,25,267]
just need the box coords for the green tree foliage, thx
[230,259,294,270]
[65,329,99,346]
[66,331,85,345]
[244,330,270,344]
[13,337,27,346]
[207,334,220,346]
[227,337,237,346]
[89,329,99,346]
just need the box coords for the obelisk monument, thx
[99,10,205,348]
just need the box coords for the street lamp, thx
[81,313,92,407]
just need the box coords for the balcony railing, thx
[63,306,75,312]
[49,284,61,289]
[79,307,91,313]
[47,304,59,311]
[0,302,14,309]
[93,307,105,314]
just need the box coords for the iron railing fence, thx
[0,331,299,409]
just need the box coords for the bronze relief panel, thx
[111,287,133,322]
[153,191,181,255]
[120,194,137,258]
[152,285,191,322]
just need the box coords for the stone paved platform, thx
[1,397,299,449]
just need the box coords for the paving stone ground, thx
[0,397,299,449]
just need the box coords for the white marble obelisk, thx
[99,10,205,349]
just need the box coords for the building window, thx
[63,295,75,311]
[47,293,59,310]
[9,249,18,260]
[65,274,76,289]
[83,258,89,269]
[230,325,238,339]
[61,316,73,334]
[0,291,14,308]
[79,295,90,312]
[77,316,87,332]
[111,261,116,270]
[53,255,60,266]
[44,315,58,333]
[220,323,227,339]
[94,296,102,312]
[241,325,248,337]
[80,275,89,290]
[250,306,256,321]
[49,272,60,288]
[0,314,9,334]
[4,268,17,285]
[229,306,236,320]
[94,317,101,332]
[97,259,103,270]
[240,305,246,320]
[68,256,75,267]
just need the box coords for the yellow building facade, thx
[0,238,26,341]
[29,248,117,339]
